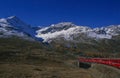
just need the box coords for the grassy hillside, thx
[51,35,120,58]
[0,37,120,78]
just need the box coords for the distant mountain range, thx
[0,16,120,43]
[0,16,120,58]
[36,22,120,43]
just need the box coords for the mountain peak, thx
[0,16,43,41]
[0,16,18,22]
[50,22,75,28]
[7,16,18,19]
[6,16,23,23]
[2,16,30,28]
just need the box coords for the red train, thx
[79,57,120,69]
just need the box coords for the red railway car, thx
[79,57,120,69]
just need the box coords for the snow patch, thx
[87,32,112,39]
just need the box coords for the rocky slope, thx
[0,16,43,41]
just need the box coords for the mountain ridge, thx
[36,22,120,42]
[0,16,120,43]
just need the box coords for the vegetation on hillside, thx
[51,35,120,58]
[0,37,120,78]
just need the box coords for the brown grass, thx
[0,62,120,78]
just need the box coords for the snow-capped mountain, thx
[0,16,120,43]
[0,16,43,41]
[36,22,92,42]
[36,22,120,42]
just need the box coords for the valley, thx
[0,16,120,78]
